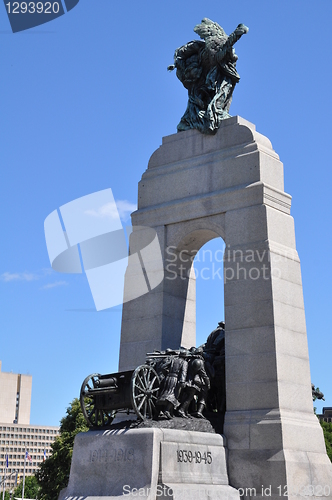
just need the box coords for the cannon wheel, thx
[80,373,115,428]
[130,365,160,420]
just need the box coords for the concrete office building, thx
[0,361,59,490]
[319,407,332,423]
[0,361,32,425]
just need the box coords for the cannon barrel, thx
[95,377,118,388]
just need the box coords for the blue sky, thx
[0,1,331,426]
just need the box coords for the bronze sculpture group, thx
[168,18,248,134]
[80,322,226,427]
[147,321,225,420]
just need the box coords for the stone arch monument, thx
[119,116,332,496]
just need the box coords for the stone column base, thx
[59,428,240,500]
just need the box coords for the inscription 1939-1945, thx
[176,449,212,464]
[89,448,134,463]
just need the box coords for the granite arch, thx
[118,117,332,496]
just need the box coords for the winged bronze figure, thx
[168,18,248,134]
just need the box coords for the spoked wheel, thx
[80,373,115,428]
[130,365,160,420]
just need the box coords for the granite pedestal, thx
[59,428,240,500]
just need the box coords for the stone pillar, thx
[119,223,196,371]
[118,116,332,496]
[223,201,332,498]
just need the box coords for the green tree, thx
[321,421,332,462]
[36,398,89,500]
[3,491,10,500]
[312,384,332,462]
[13,475,40,499]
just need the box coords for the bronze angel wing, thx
[193,18,228,53]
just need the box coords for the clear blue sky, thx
[1,1,331,426]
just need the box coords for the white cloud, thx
[41,281,68,290]
[1,272,39,282]
[116,200,137,221]
[42,268,54,276]
[84,200,136,222]
[85,202,119,220]
[1,268,54,283]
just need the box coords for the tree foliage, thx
[14,475,41,499]
[321,421,332,462]
[1,476,40,500]
[36,398,89,500]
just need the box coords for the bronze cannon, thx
[80,364,160,427]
